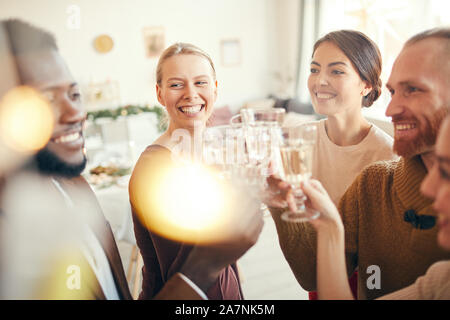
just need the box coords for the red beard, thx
[393,108,449,158]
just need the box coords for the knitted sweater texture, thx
[271,156,450,299]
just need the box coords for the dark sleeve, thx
[129,146,171,299]
[129,145,196,299]
[132,204,194,299]
[131,208,164,299]
[129,145,241,300]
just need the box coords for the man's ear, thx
[156,84,165,106]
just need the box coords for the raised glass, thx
[278,124,319,222]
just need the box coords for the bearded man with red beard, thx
[269,28,450,300]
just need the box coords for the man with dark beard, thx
[269,28,450,300]
[1,19,263,300]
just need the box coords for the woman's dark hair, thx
[312,30,382,107]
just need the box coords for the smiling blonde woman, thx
[129,43,246,300]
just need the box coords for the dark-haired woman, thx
[269,30,397,299]
[307,30,397,205]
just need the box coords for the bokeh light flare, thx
[131,155,236,244]
[157,164,225,232]
[0,85,53,154]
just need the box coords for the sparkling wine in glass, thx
[278,124,319,222]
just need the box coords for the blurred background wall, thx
[1,0,448,117]
[0,0,282,112]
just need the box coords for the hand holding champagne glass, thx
[278,124,319,222]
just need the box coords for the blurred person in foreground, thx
[0,20,22,298]
[0,19,60,299]
[303,114,450,299]
[0,19,30,189]
[0,19,263,300]
[268,28,450,299]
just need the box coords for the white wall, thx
[272,0,300,98]
[0,0,279,112]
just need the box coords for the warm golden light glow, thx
[131,155,237,244]
[0,86,53,153]
[156,164,226,232]
[41,248,95,300]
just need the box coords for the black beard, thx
[35,148,87,178]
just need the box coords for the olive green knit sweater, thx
[271,156,450,300]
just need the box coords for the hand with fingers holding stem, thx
[266,175,352,299]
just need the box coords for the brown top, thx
[271,156,450,299]
[130,145,243,300]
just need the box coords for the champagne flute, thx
[230,108,285,216]
[231,108,285,177]
[203,125,268,210]
[202,125,247,180]
[278,124,319,222]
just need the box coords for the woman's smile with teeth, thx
[316,92,336,99]
[179,104,204,114]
